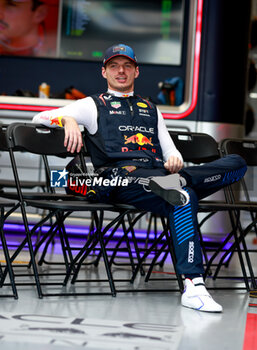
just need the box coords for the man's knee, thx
[223,154,245,167]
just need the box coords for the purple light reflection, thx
[1,223,233,265]
[3,223,233,246]
[3,223,164,241]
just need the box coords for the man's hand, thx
[164,156,183,173]
[62,117,83,153]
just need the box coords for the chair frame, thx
[3,122,184,298]
[3,123,124,297]
[169,130,257,291]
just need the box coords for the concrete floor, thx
[0,231,256,350]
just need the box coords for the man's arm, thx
[62,116,83,153]
[32,97,98,153]
[157,108,184,173]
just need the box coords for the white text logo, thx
[204,174,221,183]
[188,241,194,263]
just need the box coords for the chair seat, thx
[0,199,16,208]
[24,199,117,211]
[0,179,46,189]
[198,200,257,212]
[112,203,142,211]
[0,191,79,201]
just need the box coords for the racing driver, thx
[32,44,247,313]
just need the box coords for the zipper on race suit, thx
[126,99,134,117]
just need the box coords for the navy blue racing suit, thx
[83,93,247,275]
[108,155,246,275]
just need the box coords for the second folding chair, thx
[169,131,257,291]
[4,122,132,297]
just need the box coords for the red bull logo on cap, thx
[113,46,126,52]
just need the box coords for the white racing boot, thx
[149,173,189,206]
[181,277,223,313]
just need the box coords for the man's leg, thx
[168,187,222,312]
[149,154,247,202]
[110,167,222,312]
[179,154,247,199]
[168,187,203,275]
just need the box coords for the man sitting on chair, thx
[33,44,247,313]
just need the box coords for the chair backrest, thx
[220,138,257,202]
[0,123,52,193]
[0,123,10,151]
[169,131,220,164]
[5,123,86,195]
[7,123,73,157]
[220,138,257,166]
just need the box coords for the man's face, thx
[102,56,139,93]
[0,0,45,43]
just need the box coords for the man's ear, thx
[33,5,48,24]
[135,66,139,79]
[102,67,107,79]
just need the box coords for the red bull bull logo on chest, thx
[124,133,153,146]
[122,133,156,153]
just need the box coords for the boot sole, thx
[149,179,189,206]
[182,302,223,313]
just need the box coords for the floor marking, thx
[0,312,183,349]
[243,313,257,350]
[249,303,257,308]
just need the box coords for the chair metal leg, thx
[0,207,18,299]
[95,211,116,296]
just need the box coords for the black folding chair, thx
[0,123,82,285]
[4,122,131,298]
[169,131,257,291]
[217,138,257,286]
